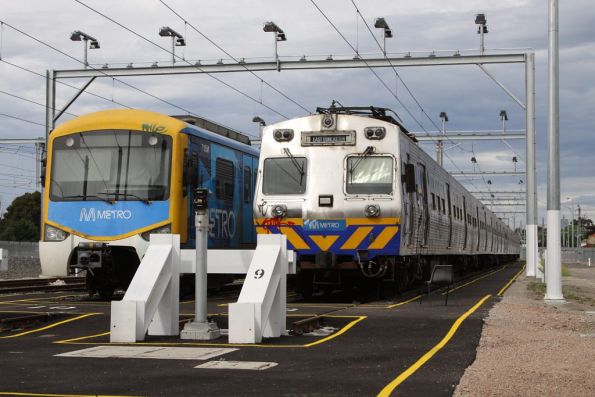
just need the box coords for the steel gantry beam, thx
[449,171,526,176]
[45,51,538,278]
[414,131,526,141]
[52,53,527,79]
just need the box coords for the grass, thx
[527,282,595,307]
[562,265,572,277]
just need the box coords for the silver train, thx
[253,107,520,296]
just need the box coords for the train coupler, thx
[70,242,110,275]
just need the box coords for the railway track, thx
[0,277,86,294]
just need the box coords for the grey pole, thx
[181,188,220,340]
[171,36,175,65]
[83,39,88,69]
[525,52,538,277]
[545,0,564,302]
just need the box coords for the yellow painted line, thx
[442,265,507,295]
[303,315,367,347]
[368,226,399,249]
[497,264,526,296]
[0,313,99,339]
[341,226,373,249]
[310,235,339,251]
[54,331,110,344]
[279,227,310,250]
[385,294,422,309]
[377,294,492,396]
[0,392,144,397]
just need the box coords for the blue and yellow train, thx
[40,109,258,298]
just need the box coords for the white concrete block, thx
[229,302,258,343]
[110,300,138,343]
[195,361,278,370]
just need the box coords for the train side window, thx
[442,198,446,214]
[243,166,251,203]
[215,158,234,201]
[431,193,436,210]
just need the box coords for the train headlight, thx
[271,204,287,218]
[273,129,294,142]
[364,127,386,140]
[364,204,380,217]
[140,224,172,241]
[44,224,70,241]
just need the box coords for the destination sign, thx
[301,130,356,146]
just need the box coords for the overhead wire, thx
[159,0,311,115]
[0,89,78,117]
[0,112,45,127]
[0,20,199,117]
[0,59,133,109]
[73,0,291,119]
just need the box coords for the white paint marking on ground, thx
[286,308,298,312]
[27,306,46,309]
[56,346,238,360]
[303,326,338,337]
[195,361,278,370]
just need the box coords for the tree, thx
[0,191,41,241]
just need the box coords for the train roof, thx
[170,115,252,145]
[316,106,418,142]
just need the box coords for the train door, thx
[241,154,256,246]
[417,163,429,246]
[446,183,452,248]
[463,196,468,250]
[404,155,415,247]
[476,208,480,251]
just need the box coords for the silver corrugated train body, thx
[254,107,519,295]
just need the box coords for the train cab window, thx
[243,166,251,203]
[215,158,234,200]
[50,130,172,202]
[346,156,393,194]
[263,157,307,195]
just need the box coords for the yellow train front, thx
[40,109,258,298]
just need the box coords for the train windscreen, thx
[346,156,393,194]
[262,157,307,195]
[50,130,172,202]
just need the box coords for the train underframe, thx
[295,253,519,299]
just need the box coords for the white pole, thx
[545,0,564,303]
[525,52,537,277]
[181,188,221,339]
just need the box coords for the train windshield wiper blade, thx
[349,146,375,181]
[60,194,114,204]
[282,148,305,184]
[96,191,151,205]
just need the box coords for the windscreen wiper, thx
[97,191,151,205]
[349,146,375,182]
[282,148,305,184]
[60,194,114,205]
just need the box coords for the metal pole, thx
[545,0,564,302]
[171,36,175,65]
[181,188,220,340]
[571,209,575,247]
[525,52,538,277]
[83,39,88,69]
[578,205,582,248]
[479,27,485,55]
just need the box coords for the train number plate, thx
[301,130,356,146]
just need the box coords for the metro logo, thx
[79,208,132,222]
[303,219,346,232]
[141,123,167,133]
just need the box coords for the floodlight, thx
[263,22,286,41]
[500,110,508,121]
[159,26,186,46]
[475,14,488,33]
[70,31,100,68]
[252,116,266,126]
[374,17,393,38]
[471,157,477,163]
[439,112,449,122]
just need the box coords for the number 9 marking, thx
[254,269,265,279]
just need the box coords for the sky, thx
[0,0,593,229]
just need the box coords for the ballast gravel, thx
[454,270,595,397]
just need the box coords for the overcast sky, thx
[0,0,593,228]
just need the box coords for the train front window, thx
[262,157,307,195]
[346,156,393,194]
[50,130,172,202]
